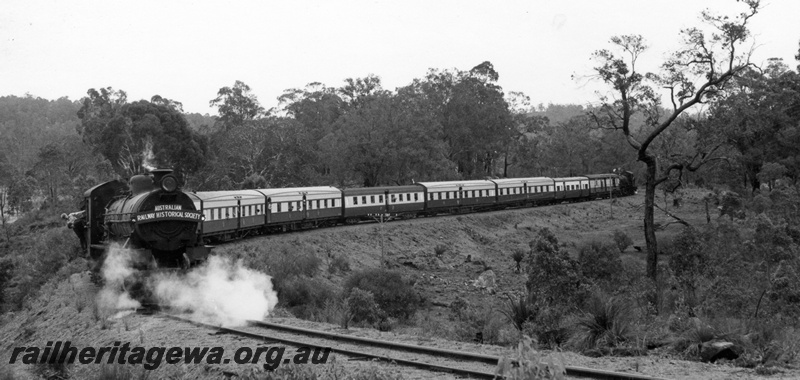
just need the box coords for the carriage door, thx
[266,197,272,224]
[236,198,242,231]
[301,194,308,220]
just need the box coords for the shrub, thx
[0,257,13,305]
[346,288,381,326]
[451,302,506,344]
[434,244,448,256]
[578,241,622,284]
[496,335,567,380]
[245,244,323,296]
[511,247,526,272]
[343,268,420,320]
[522,305,571,348]
[572,294,631,351]
[328,254,350,275]
[279,276,335,319]
[612,230,633,253]
[526,229,587,308]
[500,292,538,332]
[311,298,348,327]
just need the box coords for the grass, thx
[572,294,631,351]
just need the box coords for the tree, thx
[77,89,208,178]
[209,80,265,130]
[588,1,761,279]
[501,92,550,177]
[701,62,800,191]
[404,62,513,178]
[0,153,12,245]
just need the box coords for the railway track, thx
[160,312,668,380]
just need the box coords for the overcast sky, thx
[2,0,798,115]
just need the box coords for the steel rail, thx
[160,313,669,380]
[247,319,669,380]
[161,313,499,379]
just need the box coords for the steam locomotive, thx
[72,169,635,268]
[81,169,210,270]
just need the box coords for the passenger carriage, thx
[188,190,265,239]
[257,186,342,229]
[342,186,424,223]
[584,174,620,199]
[518,177,556,205]
[492,178,529,205]
[417,180,496,213]
[552,176,590,201]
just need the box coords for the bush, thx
[496,335,567,380]
[612,230,632,253]
[328,254,350,275]
[578,241,622,284]
[343,268,420,320]
[433,244,448,256]
[346,288,381,326]
[522,305,571,348]
[450,301,506,344]
[511,247,526,272]
[0,257,14,305]
[572,294,631,351]
[526,229,588,308]
[500,292,538,332]
[279,276,335,319]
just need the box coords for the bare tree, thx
[588,1,760,279]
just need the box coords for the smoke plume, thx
[96,244,142,315]
[141,137,156,171]
[150,256,278,327]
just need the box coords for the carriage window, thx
[378,195,383,203]
[370,195,375,203]
[405,194,409,201]
[353,197,358,205]
[362,196,367,204]
[445,192,450,199]
[316,200,320,209]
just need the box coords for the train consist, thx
[74,169,635,269]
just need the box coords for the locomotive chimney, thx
[149,168,174,187]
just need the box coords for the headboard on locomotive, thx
[82,180,127,259]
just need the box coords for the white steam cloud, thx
[141,137,156,171]
[150,256,278,327]
[96,244,142,315]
